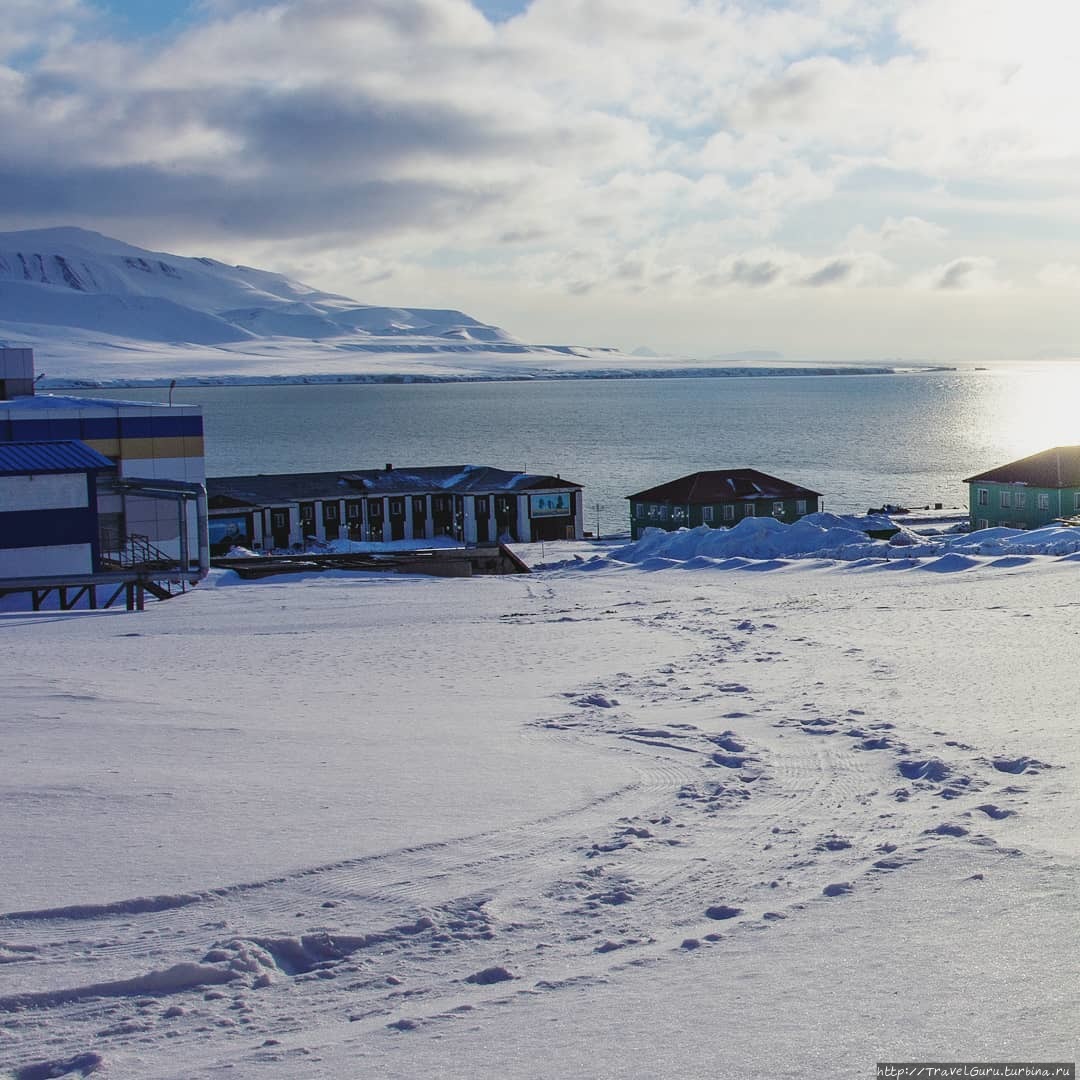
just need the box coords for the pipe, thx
[110,478,209,579]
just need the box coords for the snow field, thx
[0,555,1077,1078]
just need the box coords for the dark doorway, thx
[474,495,490,544]
[388,497,406,540]
[366,498,383,541]
[495,495,516,541]
[411,496,427,539]
[322,500,341,540]
[345,500,363,539]
[431,495,454,536]
[299,502,316,544]
[270,508,290,550]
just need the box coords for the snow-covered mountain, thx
[0,226,514,351]
[0,228,895,386]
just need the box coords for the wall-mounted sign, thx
[529,492,571,518]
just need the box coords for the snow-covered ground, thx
[2,548,1077,1078]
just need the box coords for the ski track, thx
[0,590,1056,1078]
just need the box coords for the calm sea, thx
[81,366,1080,536]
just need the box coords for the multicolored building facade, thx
[0,349,206,576]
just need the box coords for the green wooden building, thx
[626,469,821,540]
[964,445,1080,530]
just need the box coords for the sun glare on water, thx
[978,363,1080,464]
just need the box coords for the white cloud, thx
[1036,262,1080,289]
[2,0,1080,359]
[915,256,1004,292]
[847,216,948,251]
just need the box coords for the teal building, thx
[964,446,1080,530]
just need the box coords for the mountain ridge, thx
[0,226,509,348]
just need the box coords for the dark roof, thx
[963,446,1080,488]
[207,465,581,505]
[0,439,114,476]
[627,469,821,503]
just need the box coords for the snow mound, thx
[576,519,1080,572]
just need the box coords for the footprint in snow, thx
[991,756,1048,775]
[822,882,854,897]
[705,904,742,921]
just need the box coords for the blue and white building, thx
[0,349,209,595]
[0,440,114,577]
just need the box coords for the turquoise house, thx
[964,446,1080,530]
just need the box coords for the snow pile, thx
[323,535,462,554]
[587,518,1080,570]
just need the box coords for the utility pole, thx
[595,502,602,540]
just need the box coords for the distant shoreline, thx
[41,364,955,390]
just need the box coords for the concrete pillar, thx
[517,495,531,543]
[463,497,476,545]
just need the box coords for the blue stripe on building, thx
[0,415,203,442]
[0,506,99,549]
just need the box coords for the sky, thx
[4,0,1080,363]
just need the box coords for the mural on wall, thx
[209,514,250,554]
[529,493,571,518]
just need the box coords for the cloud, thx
[728,258,783,287]
[1037,262,1080,289]
[847,216,948,251]
[2,0,1078,361]
[800,258,857,287]
[924,256,1001,291]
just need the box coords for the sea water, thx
[84,365,1080,536]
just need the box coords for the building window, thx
[672,506,686,521]
[977,519,989,530]
[324,503,338,521]
[476,496,489,515]
[703,506,714,522]
[723,504,735,521]
[773,501,785,517]
[999,490,1012,508]
[1074,492,1080,511]
[649,504,660,519]
[977,488,988,506]
[796,499,807,515]
[1038,493,1050,511]
[1014,489,1026,509]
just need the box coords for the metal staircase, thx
[99,532,191,600]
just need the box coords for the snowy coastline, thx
[40,363,913,390]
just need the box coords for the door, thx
[322,500,341,540]
[299,502,316,542]
[495,495,516,542]
[474,495,490,544]
[388,497,405,541]
[345,499,363,539]
[270,508,291,550]
[366,498,384,541]
[411,496,427,539]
